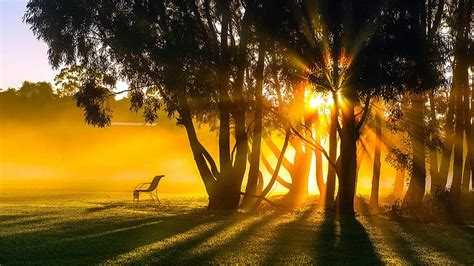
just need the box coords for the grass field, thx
[0,190,473,265]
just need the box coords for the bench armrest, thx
[135,182,151,191]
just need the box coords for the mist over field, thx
[0,97,213,194]
[0,94,403,196]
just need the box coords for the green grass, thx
[0,191,473,265]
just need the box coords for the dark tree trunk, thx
[218,1,232,174]
[242,40,266,207]
[462,4,473,194]
[337,88,357,214]
[325,99,338,207]
[450,0,470,206]
[314,113,326,199]
[370,110,382,208]
[231,0,252,188]
[428,91,440,192]
[178,96,217,198]
[438,90,455,188]
[403,94,427,208]
[470,66,474,191]
[204,0,253,210]
[451,63,465,206]
[462,155,471,193]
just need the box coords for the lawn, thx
[0,191,473,265]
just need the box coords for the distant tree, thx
[54,66,86,97]
[18,81,55,102]
[369,104,382,209]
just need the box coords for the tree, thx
[25,0,261,210]
[17,81,55,102]
[25,0,451,214]
[292,0,443,213]
[54,66,85,97]
[449,0,472,206]
[370,105,382,208]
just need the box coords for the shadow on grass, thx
[2,199,472,264]
[123,211,283,264]
[0,209,230,265]
[359,198,474,264]
[394,220,474,264]
[84,202,124,213]
[263,204,317,264]
[314,212,382,265]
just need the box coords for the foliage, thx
[388,188,469,224]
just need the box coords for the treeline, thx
[24,0,473,215]
[0,81,143,123]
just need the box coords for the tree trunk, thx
[463,6,473,193]
[403,94,426,208]
[438,89,455,189]
[314,113,326,199]
[370,110,382,208]
[325,98,338,207]
[462,155,471,193]
[288,137,313,204]
[337,88,357,214]
[393,169,405,199]
[428,91,440,192]
[217,0,232,176]
[231,0,252,189]
[286,85,312,204]
[178,96,217,201]
[242,40,265,208]
[470,66,474,191]
[252,130,291,210]
[450,0,469,206]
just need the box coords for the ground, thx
[0,190,473,265]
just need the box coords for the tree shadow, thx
[184,210,284,264]
[0,210,231,265]
[84,202,124,213]
[262,205,319,264]
[394,220,474,264]
[131,211,285,264]
[311,211,383,265]
[358,199,425,265]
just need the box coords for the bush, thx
[389,188,458,223]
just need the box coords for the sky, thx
[0,0,57,89]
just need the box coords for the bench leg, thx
[155,190,161,205]
[133,191,140,203]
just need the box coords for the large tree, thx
[25,0,263,210]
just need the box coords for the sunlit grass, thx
[0,192,472,264]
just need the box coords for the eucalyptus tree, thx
[266,0,446,213]
[447,0,472,205]
[25,0,261,210]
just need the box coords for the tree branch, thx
[239,191,282,207]
[252,129,291,210]
[290,126,339,177]
[263,131,294,172]
[428,0,444,39]
[356,95,372,133]
[260,152,292,189]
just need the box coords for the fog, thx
[0,95,399,196]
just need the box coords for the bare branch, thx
[356,95,372,133]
